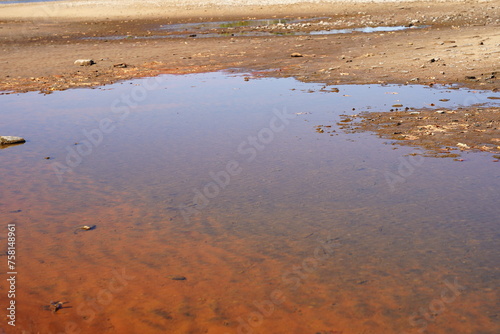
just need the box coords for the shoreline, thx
[0,0,498,94]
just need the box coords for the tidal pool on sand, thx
[0,72,498,334]
[88,24,420,40]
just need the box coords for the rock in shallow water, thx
[0,136,25,145]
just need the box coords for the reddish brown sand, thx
[2,144,498,333]
[7,203,497,334]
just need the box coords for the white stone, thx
[74,59,95,66]
[0,136,25,145]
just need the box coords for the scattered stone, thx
[290,53,303,57]
[44,157,51,160]
[50,301,64,313]
[74,225,97,234]
[42,301,67,313]
[168,275,187,281]
[337,105,500,158]
[392,104,404,108]
[74,59,95,66]
[465,75,477,80]
[404,135,419,140]
[113,63,127,68]
[0,136,25,145]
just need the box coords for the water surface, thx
[0,72,499,334]
[91,23,420,40]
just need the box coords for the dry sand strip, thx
[3,0,418,20]
[0,0,495,21]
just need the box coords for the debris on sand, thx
[42,301,68,313]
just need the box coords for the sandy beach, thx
[0,0,498,94]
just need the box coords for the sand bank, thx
[0,0,480,20]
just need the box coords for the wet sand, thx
[336,105,500,158]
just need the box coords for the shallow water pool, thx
[0,72,499,334]
[90,23,421,40]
